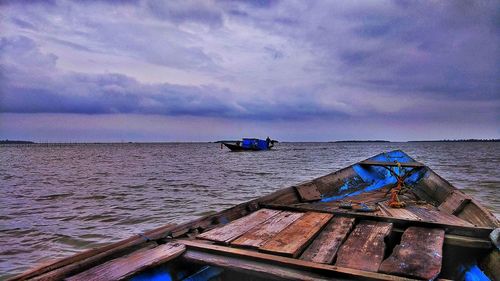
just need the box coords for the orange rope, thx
[387,162,406,208]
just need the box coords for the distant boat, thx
[221,138,277,151]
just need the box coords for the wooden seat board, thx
[231,211,304,248]
[259,212,333,258]
[379,227,445,280]
[300,217,356,264]
[67,242,185,281]
[407,206,474,227]
[197,208,281,244]
[335,220,393,272]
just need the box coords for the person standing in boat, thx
[266,137,272,149]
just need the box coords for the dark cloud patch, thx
[0,36,58,69]
[10,17,38,31]
[0,0,56,6]
[1,69,238,117]
[0,68,352,120]
[146,0,223,28]
[46,37,99,53]
[0,35,353,121]
[219,0,279,8]
[264,46,284,60]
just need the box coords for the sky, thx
[0,0,498,142]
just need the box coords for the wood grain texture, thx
[378,203,422,221]
[300,217,355,264]
[231,211,304,249]
[67,242,185,281]
[379,227,445,280]
[180,239,416,281]
[183,250,334,281]
[262,202,493,238]
[197,208,281,244]
[335,221,393,272]
[438,191,471,215]
[407,206,473,227]
[457,200,500,227]
[259,212,333,258]
[295,182,322,202]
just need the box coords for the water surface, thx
[1,142,498,279]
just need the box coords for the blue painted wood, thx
[182,266,224,281]
[321,150,428,202]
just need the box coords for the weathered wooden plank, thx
[67,242,185,281]
[11,224,176,281]
[295,182,322,202]
[260,212,334,258]
[379,227,445,280]
[378,203,422,221]
[197,209,281,244]
[392,228,492,249]
[438,190,471,215]
[183,250,335,281]
[359,161,424,168]
[407,206,473,227]
[261,203,494,238]
[456,200,500,227]
[300,217,355,264]
[179,239,417,281]
[231,211,304,248]
[335,221,393,272]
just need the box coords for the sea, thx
[1,142,498,279]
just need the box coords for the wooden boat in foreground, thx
[12,150,499,281]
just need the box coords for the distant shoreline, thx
[331,140,390,143]
[332,139,499,143]
[0,140,35,144]
[407,139,499,143]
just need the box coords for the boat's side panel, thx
[222,143,244,151]
[412,171,454,205]
[313,166,358,196]
[67,243,186,281]
[457,200,499,227]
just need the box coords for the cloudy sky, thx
[0,0,498,141]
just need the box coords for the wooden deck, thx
[66,195,495,280]
[16,196,495,281]
[191,207,456,279]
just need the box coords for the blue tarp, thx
[241,139,268,150]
